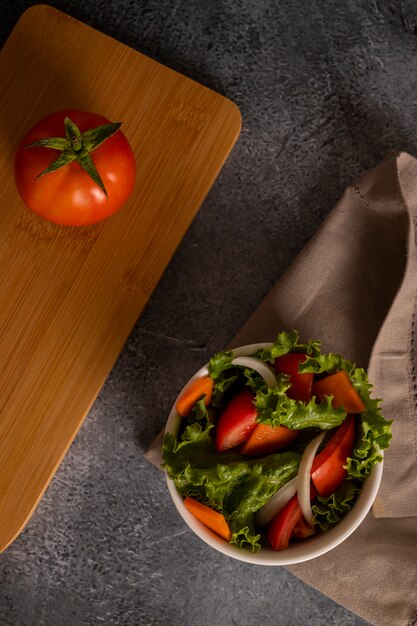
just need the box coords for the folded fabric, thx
[146,152,417,626]
[231,151,417,521]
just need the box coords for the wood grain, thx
[0,5,241,550]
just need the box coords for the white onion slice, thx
[255,476,298,528]
[297,431,326,526]
[232,356,277,388]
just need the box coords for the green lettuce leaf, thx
[163,414,300,551]
[255,385,347,430]
[224,453,301,550]
[242,367,270,394]
[207,351,238,406]
[312,480,362,531]
[256,329,321,362]
[298,352,392,479]
[163,426,247,510]
[162,398,216,471]
[185,396,214,426]
[346,368,393,479]
[298,352,354,375]
[207,351,234,379]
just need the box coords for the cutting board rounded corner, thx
[15,4,78,26]
[221,96,242,140]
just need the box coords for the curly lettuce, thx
[298,351,354,376]
[225,454,300,550]
[312,480,362,531]
[297,346,392,480]
[256,329,321,362]
[163,400,300,551]
[163,330,393,545]
[346,368,392,479]
[207,351,238,406]
[254,385,347,430]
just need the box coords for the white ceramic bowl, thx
[164,343,383,565]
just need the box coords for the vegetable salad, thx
[162,331,392,552]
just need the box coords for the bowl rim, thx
[164,342,383,565]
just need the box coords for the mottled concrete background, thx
[1,1,416,624]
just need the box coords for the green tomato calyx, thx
[25,116,122,198]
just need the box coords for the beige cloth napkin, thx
[146,152,417,626]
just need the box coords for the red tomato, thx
[215,389,258,452]
[291,516,315,539]
[267,485,317,550]
[274,353,313,403]
[14,109,136,226]
[267,494,303,550]
[311,415,355,496]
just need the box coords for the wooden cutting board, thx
[0,5,241,551]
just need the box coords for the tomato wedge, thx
[274,353,313,402]
[215,389,258,452]
[267,494,303,550]
[313,370,365,413]
[240,423,298,456]
[267,484,317,550]
[311,415,355,496]
[291,516,315,539]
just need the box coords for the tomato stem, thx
[65,117,83,152]
[25,116,122,197]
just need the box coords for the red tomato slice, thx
[291,516,315,539]
[215,389,258,452]
[267,485,317,550]
[240,423,298,456]
[267,494,303,550]
[311,415,355,496]
[274,353,313,402]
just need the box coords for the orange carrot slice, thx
[240,423,299,456]
[313,370,365,413]
[175,376,213,417]
[184,497,231,541]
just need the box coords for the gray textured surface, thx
[1,1,416,624]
